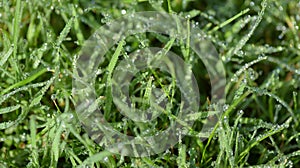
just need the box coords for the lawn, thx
[0,0,300,167]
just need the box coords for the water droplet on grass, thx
[275,104,282,112]
[20,133,26,141]
[51,94,56,100]
[235,50,244,56]
[223,104,229,112]
[238,110,244,115]
[121,9,127,15]
[296,15,300,21]
[278,6,283,11]
[103,157,109,162]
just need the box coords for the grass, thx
[0,0,300,167]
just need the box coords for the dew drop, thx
[121,9,127,15]
[103,157,109,162]
[275,104,282,112]
[20,133,26,141]
[51,94,56,100]
[69,114,74,120]
[296,15,300,21]
[223,116,228,122]
[223,104,229,112]
[235,50,244,56]
[238,110,244,116]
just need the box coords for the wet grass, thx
[0,0,300,167]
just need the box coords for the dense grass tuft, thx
[0,0,300,167]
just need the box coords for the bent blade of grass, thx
[0,68,48,95]
[0,105,21,115]
[0,76,54,130]
[0,106,28,130]
[0,81,48,105]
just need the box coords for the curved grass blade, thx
[0,68,48,95]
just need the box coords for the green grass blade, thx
[226,0,268,60]
[105,40,125,115]
[1,68,48,95]
[0,46,13,66]
[209,8,250,33]
[29,115,39,167]
[0,105,21,115]
[11,0,22,76]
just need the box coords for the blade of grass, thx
[11,0,22,76]
[1,68,48,95]
[209,8,250,33]
[0,106,28,130]
[226,0,268,60]
[105,39,125,116]
[0,46,13,66]
[0,105,21,115]
[238,117,292,163]
[0,81,48,105]
[51,123,64,167]
[30,115,39,167]
[81,151,112,166]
